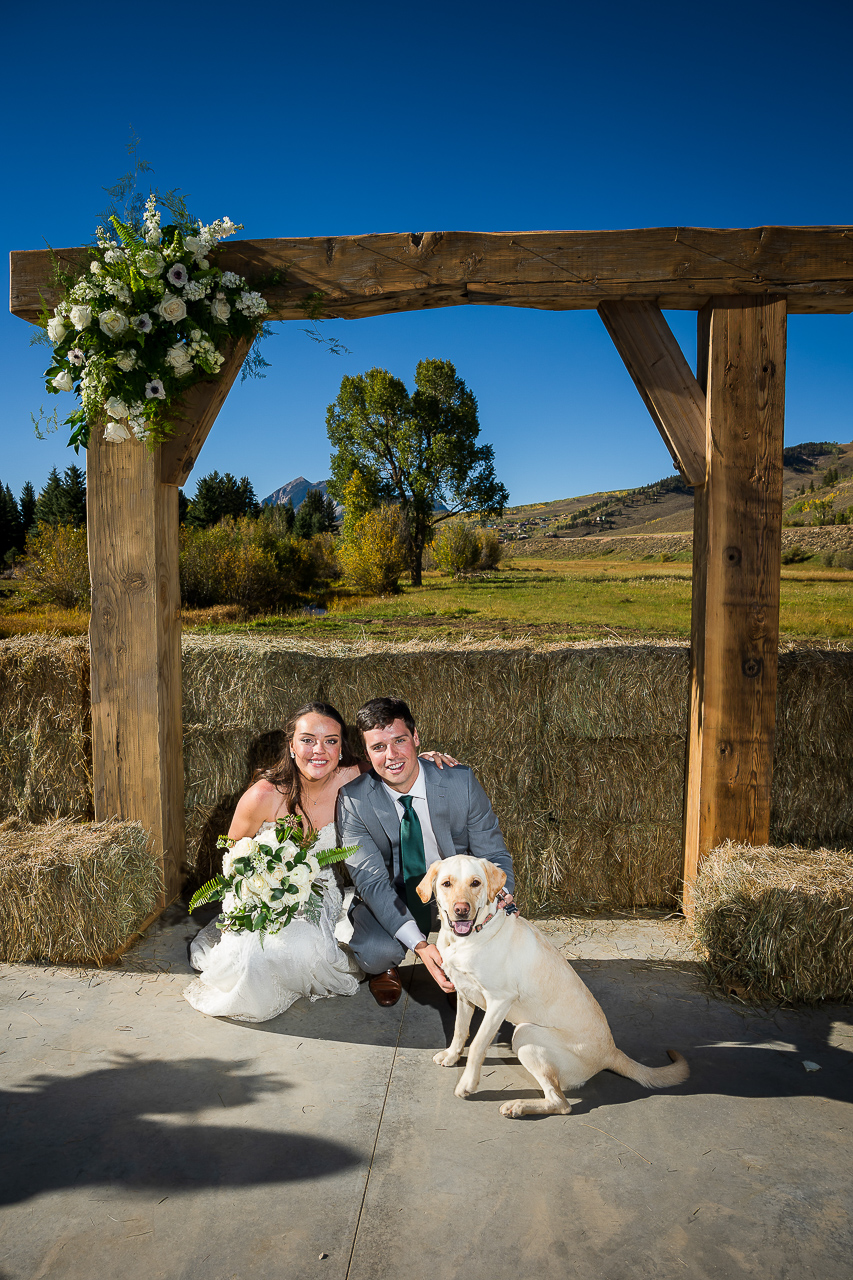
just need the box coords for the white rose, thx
[288,864,311,901]
[231,837,258,859]
[222,891,237,914]
[209,296,231,323]
[51,369,73,392]
[69,305,93,330]
[221,847,236,877]
[103,421,131,443]
[115,349,137,372]
[137,249,165,277]
[184,235,201,255]
[99,309,129,338]
[158,293,187,324]
[47,316,67,343]
[104,396,129,420]
[165,343,193,375]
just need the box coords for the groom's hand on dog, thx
[414,941,456,992]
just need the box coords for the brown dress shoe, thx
[368,967,403,1007]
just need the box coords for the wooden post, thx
[86,430,184,907]
[85,344,249,907]
[682,296,786,915]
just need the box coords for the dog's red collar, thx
[473,902,502,933]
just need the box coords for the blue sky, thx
[3,0,851,506]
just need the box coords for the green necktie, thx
[399,795,432,935]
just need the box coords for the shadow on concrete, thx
[0,1055,361,1206]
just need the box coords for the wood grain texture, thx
[11,226,853,324]
[682,296,786,915]
[598,301,706,485]
[159,336,252,486]
[86,430,184,907]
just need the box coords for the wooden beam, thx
[682,295,787,916]
[11,225,853,325]
[160,336,252,487]
[598,301,706,486]
[86,429,184,908]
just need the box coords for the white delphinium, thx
[234,290,268,319]
[143,195,162,245]
[183,279,211,302]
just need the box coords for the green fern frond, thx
[316,845,357,868]
[188,875,228,913]
[110,216,144,251]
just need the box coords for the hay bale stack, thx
[0,636,91,823]
[694,841,853,1003]
[772,650,853,845]
[0,817,162,964]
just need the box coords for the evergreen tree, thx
[0,484,22,564]
[293,489,337,539]
[185,471,260,527]
[34,469,65,527]
[178,489,190,524]
[58,464,87,528]
[19,481,36,542]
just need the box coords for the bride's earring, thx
[290,750,295,759]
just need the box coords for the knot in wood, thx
[724,545,742,566]
[742,656,763,678]
[718,741,732,757]
[123,572,147,592]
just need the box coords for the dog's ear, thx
[416,861,441,903]
[482,860,507,901]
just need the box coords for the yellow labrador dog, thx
[417,854,689,1118]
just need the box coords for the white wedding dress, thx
[183,821,362,1022]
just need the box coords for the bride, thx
[184,701,454,1022]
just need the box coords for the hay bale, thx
[0,817,162,965]
[0,636,91,822]
[694,841,853,1003]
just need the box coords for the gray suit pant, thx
[348,901,408,975]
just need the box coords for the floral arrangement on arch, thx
[41,195,270,450]
[188,818,356,937]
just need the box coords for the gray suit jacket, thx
[337,760,515,941]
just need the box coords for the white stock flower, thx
[47,316,67,343]
[103,421,131,443]
[158,293,187,324]
[114,349,137,372]
[145,379,166,400]
[99,309,129,338]
[90,261,102,275]
[104,396,129,420]
[220,271,244,289]
[69,304,93,330]
[137,249,165,277]
[209,295,231,323]
[52,369,73,392]
[183,280,210,301]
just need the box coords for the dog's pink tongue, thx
[452,920,473,935]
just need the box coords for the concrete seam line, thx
[344,966,412,1280]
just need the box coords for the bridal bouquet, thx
[189,818,355,936]
[41,193,270,450]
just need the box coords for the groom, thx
[338,696,515,1007]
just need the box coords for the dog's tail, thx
[605,1048,689,1089]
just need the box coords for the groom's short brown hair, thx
[356,697,416,737]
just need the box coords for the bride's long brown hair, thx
[255,702,360,824]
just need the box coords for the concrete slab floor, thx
[1,905,851,1280]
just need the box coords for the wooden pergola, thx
[10,226,853,917]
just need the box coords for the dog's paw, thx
[500,1100,527,1118]
[433,1049,461,1067]
[455,1075,478,1099]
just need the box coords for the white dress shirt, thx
[382,763,441,952]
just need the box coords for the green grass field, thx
[3,557,851,645]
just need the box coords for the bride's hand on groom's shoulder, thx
[419,750,462,769]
